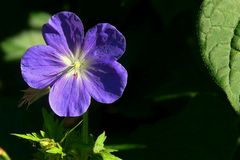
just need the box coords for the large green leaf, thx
[199,0,240,112]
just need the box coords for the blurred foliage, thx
[29,12,50,29]
[0,12,48,61]
[0,0,239,160]
[1,30,44,61]
[0,147,11,160]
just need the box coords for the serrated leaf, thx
[0,30,44,61]
[29,12,50,29]
[11,132,41,142]
[94,132,106,153]
[100,151,122,160]
[199,0,240,112]
[93,132,121,160]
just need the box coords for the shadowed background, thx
[0,0,240,159]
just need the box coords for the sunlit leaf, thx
[94,132,107,153]
[100,151,122,160]
[40,130,45,137]
[12,131,65,158]
[11,132,42,142]
[1,30,44,61]
[93,132,122,160]
[45,143,66,158]
[199,0,240,112]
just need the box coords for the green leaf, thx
[40,130,46,137]
[199,0,240,112]
[28,12,50,29]
[93,132,107,153]
[13,131,66,158]
[93,132,122,160]
[45,147,62,154]
[100,151,122,160]
[0,30,44,61]
[45,143,66,158]
[11,132,42,142]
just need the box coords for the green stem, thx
[81,111,89,160]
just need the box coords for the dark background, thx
[0,0,240,159]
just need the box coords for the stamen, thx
[61,55,88,78]
[74,61,81,70]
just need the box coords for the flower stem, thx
[81,111,89,160]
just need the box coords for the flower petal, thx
[49,75,91,117]
[84,61,127,103]
[21,45,66,89]
[83,23,126,60]
[42,11,84,55]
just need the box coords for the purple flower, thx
[21,11,127,117]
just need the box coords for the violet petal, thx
[42,11,84,55]
[85,61,127,103]
[49,75,91,117]
[21,45,66,89]
[83,23,126,60]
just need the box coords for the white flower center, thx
[61,55,88,78]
